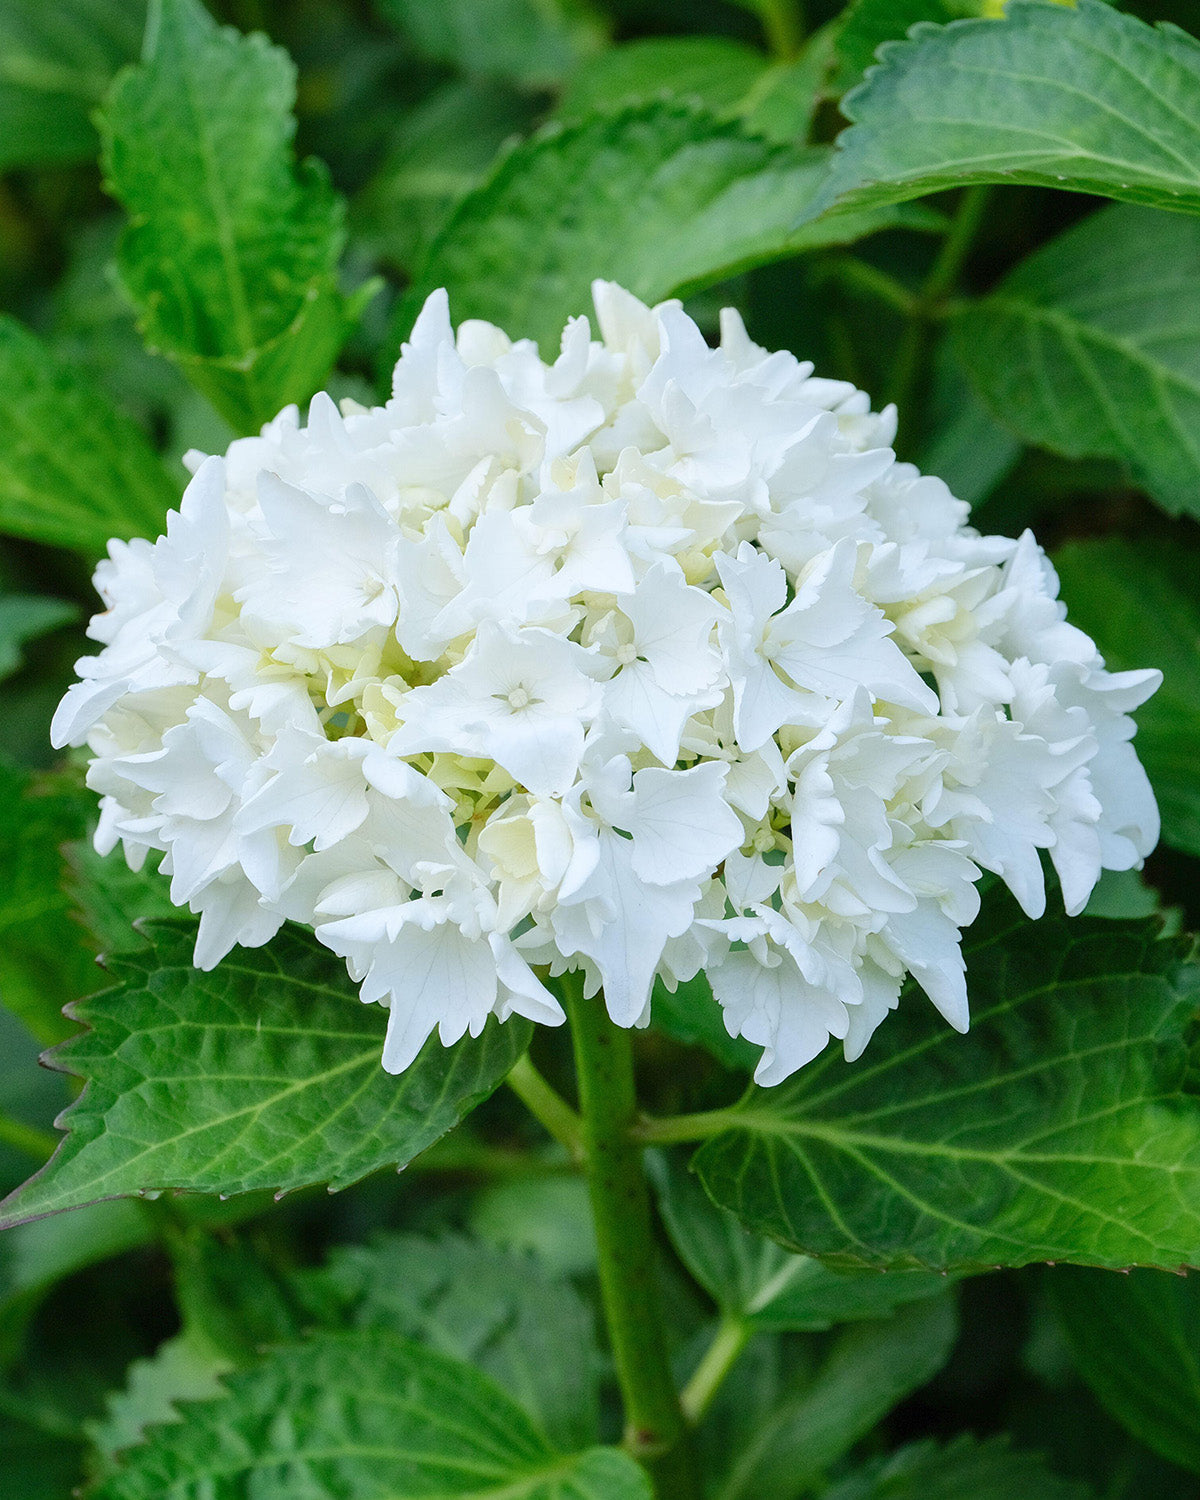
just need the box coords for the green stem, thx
[822,257,919,319]
[506,1053,585,1163]
[758,0,805,61]
[922,184,991,309]
[0,1110,57,1162]
[886,185,991,427]
[681,1314,751,1425]
[563,975,700,1500]
[633,1109,741,1147]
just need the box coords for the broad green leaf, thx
[400,101,941,351]
[954,204,1200,517]
[48,216,235,467]
[169,1229,303,1365]
[0,594,75,682]
[90,1329,651,1500]
[1053,536,1200,859]
[832,0,981,94]
[652,972,758,1072]
[63,842,176,957]
[0,762,99,1044]
[0,317,175,556]
[0,920,531,1226]
[823,1435,1093,1500]
[1051,1267,1200,1474]
[353,81,536,274]
[915,339,1020,508]
[99,0,364,434]
[302,1232,599,1450]
[740,26,840,144]
[558,38,770,120]
[0,2,145,172]
[87,1332,229,1476]
[718,1294,957,1500]
[469,1174,597,1277]
[653,1153,946,1332]
[811,2,1200,221]
[1085,868,1176,929]
[693,889,1200,1273]
[377,0,607,90]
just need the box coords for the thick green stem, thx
[563,975,700,1500]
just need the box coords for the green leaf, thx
[0,762,99,1045]
[558,37,770,120]
[0,920,531,1226]
[90,1329,651,1500]
[652,972,759,1072]
[740,27,840,145]
[63,841,176,957]
[0,594,75,682]
[915,338,1020,508]
[954,203,1200,517]
[99,0,364,434]
[302,1232,600,1450]
[693,888,1200,1273]
[1085,868,1175,928]
[0,316,176,556]
[353,81,536,274]
[376,0,608,90]
[87,1331,230,1477]
[653,1153,947,1332]
[0,1,145,172]
[400,101,941,351]
[718,1293,957,1500]
[469,1174,597,1277]
[823,1435,1094,1500]
[1051,1267,1200,1475]
[832,0,981,95]
[1052,536,1200,860]
[812,1,1200,221]
[169,1229,303,1365]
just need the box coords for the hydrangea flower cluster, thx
[54,284,1160,1084]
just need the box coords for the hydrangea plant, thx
[1,1,1199,1497]
[55,283,1159,1088]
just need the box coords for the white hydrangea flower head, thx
[54,283,1162,1084]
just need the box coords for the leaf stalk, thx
[505,1052,586,1163]
[680,1313,752,1425]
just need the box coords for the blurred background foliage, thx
[1,0,1199,1495]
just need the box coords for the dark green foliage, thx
[955,205,1200,517]
[814,2,1200,218]
[0,318,176,557]
[98,0,369,432]
[1053,537,1200,859]
[400,101,938,348]
[694,890,1200,1272]
[0,0,1198,1493]
[0,922,531,1224]
[89,1329,650,1500]
[1052,1268,1200,1474]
